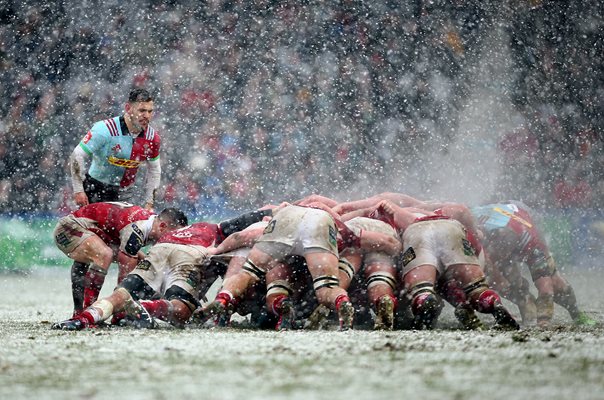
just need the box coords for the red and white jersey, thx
[72,202,154,246]
[158,222,222,247]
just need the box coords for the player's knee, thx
[164,286,201,322]
[119,274,156,301]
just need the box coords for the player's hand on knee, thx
[74,192,89,207]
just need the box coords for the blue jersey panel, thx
[80,117,134,186]
[471,203,517,231]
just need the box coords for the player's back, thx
[73,202,152,238]
[158,222,221,247]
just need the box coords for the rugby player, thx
[472,201,596,327]
[53,202,187,317]
[201,202,361,330]
[52,208,276,330]
[364,200,519,330]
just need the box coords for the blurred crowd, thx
[0,0,602,218]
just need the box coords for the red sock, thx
[475,289,501,313]
[79,310,95,326]
[111,311,126,325]
[270,294,287,316]
[140,299,172,320]
[215,291,234,307]
[335,294,350,311]
[83,269,107,309]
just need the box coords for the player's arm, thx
[70,145,90,207]
[358,230,402,255]
[211,227,266,255]
[333,196,383,215]
[295,194,339,208]
[119,223,146,257]
[116,249,139,277]
[218,208,274,238]
[143,158,161,211]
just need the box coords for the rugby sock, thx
[474,289,500,313]
[140,299,172,321]
[335,294,351,311]
[79,299,114,326]
[70,261,88,314]
[271,294,288,316]
[553,286,580,319]
[215,291,234,307]
[83,265,107,309]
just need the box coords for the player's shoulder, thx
[143,125,161,143]
[91,117,121,137]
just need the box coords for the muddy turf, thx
[1,268,603,400]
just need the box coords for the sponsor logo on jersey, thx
[107,156,143,168]
[111,144,122,154]
[493,207,533,228]
[83,131,92,144]
[328,225,337,248]
[462,238,476,256]
[400,247,416,267]
[136,260,152,271]
[263,219,276,234]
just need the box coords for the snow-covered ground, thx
[1,268,603,400]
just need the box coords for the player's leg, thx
[203,247,275,325]
[67,236,114,310]
[404,264,442,330]
[265,262,295,330]
[451,263,519,330]
[337,252,362,290]
[550,271,596,326]
[364,261,398,330]
[305,251,354,330]
[70,261,89,316]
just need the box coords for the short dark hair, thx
[128,88,154,103]
[158,208,188,227]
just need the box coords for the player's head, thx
[125,88,154,132]
[149,208,188,240]
[158,207,189,228]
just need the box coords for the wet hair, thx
[158,208,188,228]
[128,88,154,103]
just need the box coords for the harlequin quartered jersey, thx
[79,116,161,188]
[471,202,547,257]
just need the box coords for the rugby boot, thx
[275,298,296,331]
[373,296,395,331]
[574,311,598,327]
[306,304,331,330]
[454,304,485,330]
[51,317,88,331]
[338,301,355,331]
[124,299,157,329]
[492,303,520,330]
[412,295,443,330]
[203,300,232,327]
